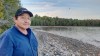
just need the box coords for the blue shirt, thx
[0,26,38,56]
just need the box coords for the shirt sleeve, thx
[0,34,13,56]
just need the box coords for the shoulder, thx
[0,29,10,36]
[1,27,12,35]
[0,26,18,36]
[0,28,13,40]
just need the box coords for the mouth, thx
[24,23,29,24]
[23,24,30,26]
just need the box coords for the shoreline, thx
[33,30,100,56]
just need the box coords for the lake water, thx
[32,26,100,48]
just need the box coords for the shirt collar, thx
[12,25,31,37]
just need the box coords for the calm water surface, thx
[32,26,100,48]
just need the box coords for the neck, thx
[15,25,28,35]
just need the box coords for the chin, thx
[22,25,30,29]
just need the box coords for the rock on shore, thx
[33,30,100,56]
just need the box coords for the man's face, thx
[14,13,31,30]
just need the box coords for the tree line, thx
[31,14,100,26]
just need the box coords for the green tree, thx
[0,0,21,34]
[0,0,4,19]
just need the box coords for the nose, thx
[22,18,30,23]
[24,19,30,23]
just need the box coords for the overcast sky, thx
[21,0,100,20]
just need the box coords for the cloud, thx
[21,0,100,19]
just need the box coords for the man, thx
[0,8,38,56]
